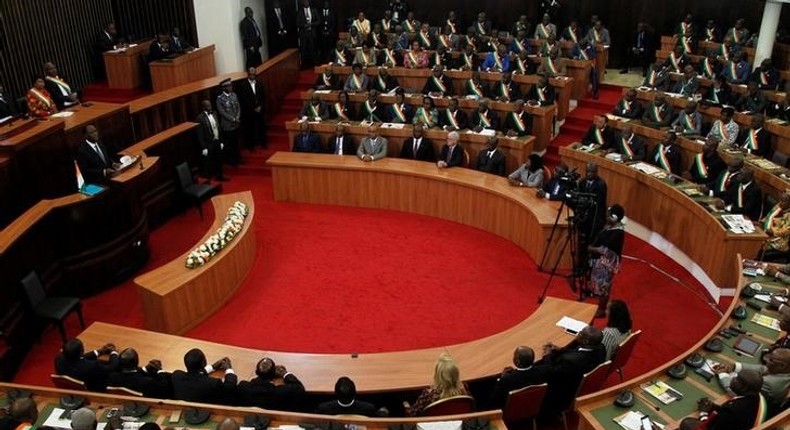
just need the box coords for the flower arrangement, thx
[185,201,249,269]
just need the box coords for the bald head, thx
[577,325,603,347]
[256,357,275,378]
[10,398,38,423]
[765,348,790,374]
[730,369,763,396]
[513,346,534,368]
[216,419,240,430]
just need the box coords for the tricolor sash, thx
[407,51,419,67]
[515,39,525,52]
[744,129,759,150]
[447,20,457,34]
[711,88,721,103]
[764,205,783,230]
[716,121,729,142]
[719,44,729,60]
[392,104,407,122]
[511,112,526,132]
[353,20,364,34]
[702,58,715,78]
[681,22,691,36]
[333,103,349,120]
[621,137,634,158]
[434,52,442,65]
[446,110,459,129]
[322,74,332,86]
[754,393,768,426]
[706,28,714,40]
[476,21,486,36]
[335,50,347,65]
[567,27,578,43]
[731,28,740,44]
[419,31,431,47]
[693,153,709,178]
[431,75,447,93]
[537,86,546,103]
[404,20,415,32]
[309,104,320,117]
[372,33,382,47]
[493,54,504,71]
[538,23,550,39]
[360,50,371,65]
[516,58,527,73]
[381,19,390,31]
[463,53,474,69]
[384,49,397,66]
[467,79,483,98]
[620,100,632,113]
[648,70,657,86]
[351,73,363,90]
[419,108,432,125]
[377,76,387,91]
[579,47,590,60]
[364,100,380,120]
[466,37,477,51]
[670,52,681,71]
[593,29,602,43]
[655,144,670,171]
[728,62,738,80]
[760,71,770,86]
[651,105,664,122]
[682,112,696,130]
[46,76,72,94]
[29,88,52,108]
[717,170,733,192]
[681,37,692,54]
[439,35,451,49]
[499,82,510,99]
[479,111,491,128]
[594,128,604,144]
[545,58,557,74]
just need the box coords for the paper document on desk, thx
[381,123,405,129]
[313,90,331,94]
[417,421,462,430]
[613,411,666,430]
[51,111,75,118]
[721,214,755,234]
[630,162,662,176]
[556,316,588,334]
[751,313,781,331]
[42,408,74,429]
[641,380,683,404]
[97,423,143,430]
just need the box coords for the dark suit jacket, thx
[649,144,683,175]
[738,128,772,158]
[439,144,464,167]
[44,78,75,110]
[689,152,727,184]
[400,137,436,161]
[106,368,173,399]
[537,344,606,414]
[95,30,117,53]
[148,42,171,62]
[372,74,400,93]
[242,16,264,49]
[608,132,646,161]
[299,102,329,120]
[238,79,266,117]
[611,99,644,119]
[296,6,321,33]
[171,370,238,405]
[527,85,556,106]
[724,180,762,220]
[54,352,120,391]
[503,112,533,136]
[293,132,322,153]
[315,74,340,90]
[708,394,763,430]
[472,109,500,130]
[75,140,117,184]
[237,374,306,411]
[327,134,355,155]
[582,125,614,148]
[489,366,551,409]
[169,35,191,53]
[0,94,18,118]
[196,111,222,149]
[492,81,521,101]
[440,109,468,130]
[316,399,377,416]
[475,150,507,176]
[422,75,453,96]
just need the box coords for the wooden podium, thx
[102,39,154,89]
[149,45,216,93]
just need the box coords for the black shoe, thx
[619,69,628,74]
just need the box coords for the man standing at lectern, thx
[241,7,263,68]
[75,125,119,185]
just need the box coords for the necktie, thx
[446,146,453,163]
[413,139,419,158]
[306,8,311,23]
[93,143,106,165]
[337,138,342,154]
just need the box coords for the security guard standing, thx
[216,78,242,165]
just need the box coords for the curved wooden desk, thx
[266,152,566,268]
[576,256,786,430]
[81,295,595,394]
[135,191,257,334]
[560,146,765,299]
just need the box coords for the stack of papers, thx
[380,123,405,129]
[51,111,75,118]
[417,421,461,430]
[556,316,588,334]
[751,313,781,331]
[630,162,662,176]
[613,411,645,430]
[640,381,683,404]
[721,214,756,234]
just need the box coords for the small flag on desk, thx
[75,160,84,191]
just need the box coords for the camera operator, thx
[575,163,608,274]
[536,164,573,200]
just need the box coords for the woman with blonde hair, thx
[408,353,469,416]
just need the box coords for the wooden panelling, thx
[149,45,217,92]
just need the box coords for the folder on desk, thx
[640,380,683,404]
[79,184,106,197]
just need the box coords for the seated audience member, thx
[0,84,18,119]
[685,370,767,430]
[379,40,403,67]
[663,45,688,74]
[767,87,790,121]
[357,124,388,161]
[416,23,434,49]
[379,10,395,32]
[330,90,354,121]
[511,28,532,54]
[538,33,558,57]
[642,60,669,90]
[716,35,740,61]
[437,131,464,169]
[400,123,435,161]
[148,32,171,62]
[344,64,370,92]
[512,49,536,75]
[703,75,733,108]
[508,154,544,188]
[0,398,38,430]
[44,62,80,109]
[641,93,674,128]
[735,82,768,114]
[54,339,119,391]
[561,20,582,44]
[672,65,699,97]
[504,100,533,137]
[536,48,567,77]
[537,325,606,416]
[441,97,468,131]
[720,169,762,220]
[237,357,306,410]
[171,349,237,404]
[358,89,385,122]
[760,192,790,262]
[649,131,682,175]
[401,11,420,34]
[408,354,469,416]
[106,348,172,398]
[332,40,351,66]
[392,25,410,50]
[534,14,556,40]
[76,124,120,184]
[676,34,696,55]
[465,71,489,99]
[413,96,439,128]
[317,376,377,416]
[353,46,378,68]
[492,71,520,102]
[351,11,371,39]
[70,408,97,430]
[527,77,556,107]
[388,90,413,124]
[367,23,387,50]
[404,40,429,69]
[347,26,365,49]
[536,164,571,200]
[482,44,511,73]
[582,115,614,148]
[27,77,58,118]
[488,346,549,409]
[372,67,399,93]
[327,123,354,155]
[471,99,499,132]
[699,52,721,79]
[672,101,703,136]
[705,158,744,199]
[456,44,481,71]
[601,300,632,360]
[737,114,771,158]
[703,19,720,42]
[169,27,191,53]
[749,58,780,90]
[315,67,339,90]
[292,121,322,153]
[422,65,453,97]
[707,107,740,146]
[437,24,458,52]
[475,137,506,176]
[722,51,751,84]
[605,124,645,161]
[473,12,491,37]
[726,18,751,46]
[687,136,726,185]
[299,94,328,121]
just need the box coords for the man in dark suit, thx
[582,116,614,148]
[577,163,608,253]
[737,114,771,159]
[691,370,765,430]
[422,65,453,97]
[147,33,171,62]
[504,100,533,137]
[611,89,643,119]
[475,137,506,176]
[241,7,264,68]
[688,136,726,185]
[720,169,762,221]
[266,1,296,58]
[106,348,172,399]
[649,131,683,175]
[94,22,120,79]
[437,131,464,169]
[440,98,468,131]
[237,357,306,411]
[605,124,646,162]
[169,27,192,53]
[327,124,355,155]
[293,121,322,153]
[537,164,572,201]
[400,124,435,162]
[317,377,377,416]
[54,338,119,391]
[0,84,18,119]
[297,0,321,66]
[318,1,336,61]
[472,99,500,132]
[216,78,242,165]
[489,346,550,408]
[536,325,606,416]
[44,62,79,109]
[75,125,119,185]
[171,348,237,405]
[621,22,653,76]
[526,77,555,107]
[237,68,266,150]
[195,99,226,181]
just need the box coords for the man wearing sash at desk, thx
[737,114,771,159]
[512,50,536,75]
[315,67,339,90]
[401,11,420,34]
[582,116,614,148]
[492,71,520,102]
[691,370,768,430]
[640,93,674,128]
[749,59,779,91]
[482,44,511,73]
[512,15,530,39]
[699,53,721,80]
[465,71,489,99]
[445,11,460,35]
[705,158,743,199]
[717,168,762,221]
[387,90,413,124]
[457,44,481,71]
[642,60,670,90]
[400,123,435,161]
[672,101,703,136]
[538,33,558,57]
[735,82,768,115]
[352,12,371,39]
[561,20,581,44]
[611,89,643,119]
[299,94,329,121]
[648,131,682,175]
[332,41,350,66]
[504,100,533,138]
[437,25,459,52]
[534,14,556,40]
[379,40,403,68]
[431,46,453,69]
[722,52,751,85]
[703,19,721,43]
[440,97,468,131]
[417,23,434,50]
[675,14,695,39]
[422,65,453,97]
[758,192,790,262]
[672,65,699,97]
[379,10,395,33]
[353,46,378,68]
[714,36,739,62]
[358,90,385,122]
[573,38,599,98]
[726,19,750,47]
[687,136,726,185]
[663,45,688,74]
[344,64,370,92]
[586,20,610,46]
[511,30,532,55]
[372,67,398,93]
[707,107,740,146]
[474,12,491,38]
[526,76,556,107]
[43,62,79,109]
[605,124,645,162]
[472,99,499,132]
[537,48,567,77]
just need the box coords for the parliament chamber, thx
[3,1,790,430]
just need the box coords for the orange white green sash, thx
[447,20,457,34]
[594,128,604,144]
[728,62,738,80]
[404,20,415,32]
[439,35,451,49]
[744,129,759,150]
[377,76,388,91]
[719,44,729,60]
[322,74,333,86]
[537,87,546,103]
[364,100,379,120]
[670,52,681,71]
[516,58,527,73]
[538,23,550,39]
[446,110,459,128]
[620,100,632,113]
[499,82,510,99]
[682,113,696,130]
[493,54,504,71]
[350,74,363,90]
[466,37,477,51]
[476,21,487,36]
[737,184,745,207]
[511,112,526,132]
[333,103,349,120]
[764,205,783,230]
[419,31,431,47]
[718,170,733,192]
[716,121,729,142]
[754,393,768,426]
[431,75,447,93]
[706,28,714,40]
[648,70,657,86]
[353,20,365,34]
[46,76,72,94]
[651,105,664,122]
[418,108,432,125]
[392,104,406,122]
[543,42,556,54]
[479,111,491,128]
[566,27,578,43]
[434,52,443,65]
[463,53,473,69]
[467,80,483,97]
[335,50,347,65]
[579,47,590,60]
[681,37,692,54]
[702,58,715,78]
[681,22,691,36]
[384,49,397,65]
[593,29,602,43]
[655,144,670,170]
[760,71,770,86]
[620,136,634,157]
[381,20,390,31]
[309,104,320,117]
[29,88,52,107]
[514,39,526,52]
[360,51,371,65]
[372,33,382,47]
[730,28,740,44]
[693,153,709,178]
[407,51,419,67]
[545,58,557,74]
